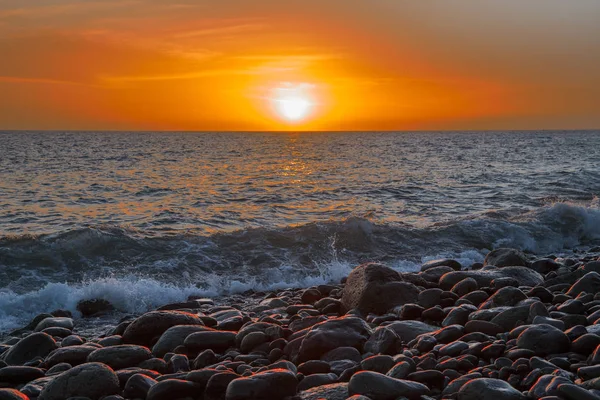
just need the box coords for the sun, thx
[271,83,314,123]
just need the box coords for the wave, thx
[1,201,599,332]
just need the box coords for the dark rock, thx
[122,311,204,346]
[417,288,443,309]
[440,267,543,290]
[572,334,600,355]
[348,371,430,400]
[167,354,189,373]
[490,305,530,331]
[528,374,571,399]
[225,369,297,400]
[464,320,504,336]
[386,320,437,342]
[321,347,362,363]
[184,331,236,352]
[43,346,98,368]
[363,326,399,355]
[297,373,337,391]
[76,299,115,317]
[516,324,570,356]
[34,317,73,332]
[301,289,322,304]
[235,322,284,348]
[361,355,395,374]
[298,360,330,375]
[193,349,217,369]
[451,278,478,297]
[386,361,413,379]
[341,263,419,315]
[151,325,211,357]
[421,259,462,272]
[567,272,600,297]
[484,248,529,268]
[38,362,120,400]
[123,373,157,399]
[204,372,239,400]
[530,259,560,274]
[297,317,371,362]
[41,327,72,338]
[479,287,527,309]
[146,378,200,400]
[0,366,44,384]
[457,377,526,400]
[87,345,152,370]
[557,383,600,400]
[2,333,58,366]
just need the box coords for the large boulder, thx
[341,263,419,315]
[297,317,372,362]
[566,272,600,296]
[225,369,298,400]
[348,371,430,400]
[87,345,152,370]
[77,299,115,317]
[484,248,529,268]
[439,267,543,290]
[122,311,204,346]
[38,362,120,400]
[2,333,58,366]
[516,324,570,356]
[152,325,212,357]
[457,378,526,400]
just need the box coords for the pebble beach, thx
[3,247,600,399]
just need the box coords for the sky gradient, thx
[1,0,599,131]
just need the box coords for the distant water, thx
[1,130,600,331]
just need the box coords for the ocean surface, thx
[1,130,600,332]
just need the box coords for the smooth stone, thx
[225,369,298,400]
[87,345,152,370]
[297,373,338,391]
[184,331,236,352]
[0,389,29,400]
[38,362,120,400]
[457,377,526,400]
[567,272,600,297]
[42,346,99,368]
[0,366,45,384]
[146,379,201,400]
[516,324,570,356]
[297,383,348,400]
[348,371,430,400]
[122,311,204,346]
[321,347,362,363]
[440,267,543,290]
[386,320,438,342]
[484,248,529,268]
[34,318,74,332]
[2,333,58,366]
[151,325,211,357]
[363,326,399,355]
[297,317,371,363]
[123,373,157,399]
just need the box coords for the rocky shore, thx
[2,247,600,399]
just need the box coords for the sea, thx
[1,130,600,332]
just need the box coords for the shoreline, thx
[1,248,600,398]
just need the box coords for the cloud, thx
[173,23,266,38]
[0,75,96,87]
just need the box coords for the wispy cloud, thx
[0,75,95,87]
[174,23,266,38]
[0,1,140,19]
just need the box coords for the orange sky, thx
[0,0,599,131]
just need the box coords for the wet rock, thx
[418,288,443,309]
[225,369,298,400]
[297,373,338,391]
[123,373,157,399]
[38,362,119,400]
[421,259,462,272]
[479,286,527,309]
[464,320,503,336]
[361,355,395,374]
[298,360,330,375]
[122,311,204,347]
[235,322,284,348]
[43,346,99,368]
[87,345,152,370]
[363,326,399,355]
[146,378,200,400]
[301,289,322,304]
[151,325,210,357]
[0,366,45,384]
[204,372,239,400]
[516,324,570,356]
[457,378,526,400]
[528,374,571,399]
[341,263,419,315]
[2,333,58,366]
[440,267,543,290]
[484,248,529,268]
[348,371,430,400]
[297,317,371,362]
[34,317,74,332]
[321,347,362,363]
[76,299,115,317]
[567,272,600,297]
[185,330,236,352]
[451,278,478,297]
[61,335,85,347]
